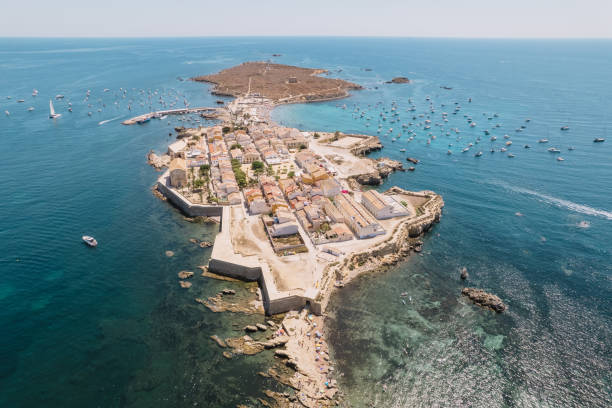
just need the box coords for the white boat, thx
[82,235,98,247]
[27,107,35,111]
[557,157,564,161]
[538,139,548,143]
[508,153,515,158]
[474,151,482,157]
[4,110,9,116]
[399,148,406,152]
[49,99,61,118]
[55,94,64,99]
[547,147,561,153]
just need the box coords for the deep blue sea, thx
[1,38,611,407]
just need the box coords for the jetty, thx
[122,107,220,125]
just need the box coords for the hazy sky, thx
[2,0,612,38]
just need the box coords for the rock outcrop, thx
[177,271,194,279]
[386,77,410,84]
[461,288,506,312]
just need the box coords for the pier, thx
[121,106,220,125]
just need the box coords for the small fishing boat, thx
[399,148,406,152]
[547,147,561,153]
[568,146,575,150]
[593,138,605,143]
[4,110,9,116]
[490,136,497,141]
[538,139,548,143]
[447,150,452,155]
[27,107,34,111]
[55,94,64,99]
[560,126,569,131]
[524,144,531,148]
[557,157,564,161]
[82,235,98,247]
[501,147,507,152]
[505,141,512,146]
[508,153,515,158]
[474,151,482,157]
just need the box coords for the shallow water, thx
[1,37,611,407]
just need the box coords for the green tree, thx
[230,143,242,151]
[222,126,231,134]
[313,132,320,139]
[199,164,210,174]
[287,171,295,179]
[251,161,265,172]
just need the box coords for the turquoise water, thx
[1,38,611,407]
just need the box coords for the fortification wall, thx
[156,172,223,218]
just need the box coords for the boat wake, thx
[98,116,122,126]
[495,182,612,220]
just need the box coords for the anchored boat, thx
[82,235,98,247]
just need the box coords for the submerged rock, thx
[460,267,469,280]
[244,325,258,332]
[179,281,192,288]
[165,250,174,257]
[461,287,506,312]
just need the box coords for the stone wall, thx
[156,172,223,218]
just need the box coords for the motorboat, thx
[474,151,482,157]
[524,144,531,148]
[82,235,98,247]
[508,153,515,158]
[538,139,548,143]
[49,99,61,119]
[593,138,605,143]
[560,126,569,131]
[557,157,564,161]
[547,147,561,153]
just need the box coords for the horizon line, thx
[1,35,612,40]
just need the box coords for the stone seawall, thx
[156,172,223,218]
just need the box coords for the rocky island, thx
[193,61,363,104]
[461,287,506,312]
[139,62,444,407]
[386,76,411,84]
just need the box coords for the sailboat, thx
[49,99,61,119]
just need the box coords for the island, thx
[142,62,444,407]
[385,76,411,84]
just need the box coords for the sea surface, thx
[1,38,611,407]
